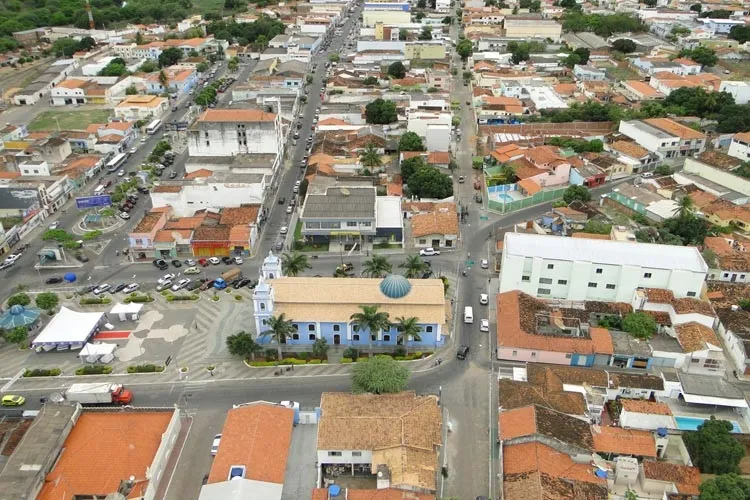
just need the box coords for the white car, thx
[480,293,489,305]
[158,273,176,284]
[140,137,147,143]
[208,257,221,265]
[48,221,59,230]
[156,280,173,292]
[280,400,300,410]
[481,259,489,269]
[480,319,489,332]
[419,248,440,257]
[171,278,191,291]
[286,206,293,214]
[184,266,201,274]
[280,226,288,235]
[129,147,137,154]
[93,284,111,295]
[184,259,196,266]
[119,212,130,220]
[233,256,243,264]
[117,170,125,177]
[3,253,22,265]
[123,283,140,294]
[211,434,222,456]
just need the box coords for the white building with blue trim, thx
[252,252,448,349]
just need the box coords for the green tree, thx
[363,76,379,86]
[685,418,745,474]
[7,293,30,307]
[401,156,426,183]
[395,316,422,352]
[328,53,340,63]
[352,355,409,394]
[227,56,239,71]
[399,28,408,41]
[135,31,145,45]
[365,98,397,124]
[563,53,582,69]
[359,143,382,169]
[35,292,59,310]
[196,61,210,73]
[563,185,592,204]
[312,338,329,358]
[400,254,428,278]
[281,252,311,276]
[510,44,530,64]
[622,312,657,340]
[700,474,750,500]
[350,305,392,355]
[654,164,673,176]
[139,60,159,73]
[51,38,80,57]
[689,2,701,11]
[729,25,750,44]
[158,46,184,67]
[362,255,392,278]
[582,220,612,235]
[125,85,138,95]
[398,132,425,152]
[418,26,432,40]
[679,46,718,67]
[6,325,28,346]
[260,313,295,361]
[226,331,263,359]
[456,38,473,60]
[674,194,694,219]
[158,69,169,89]
[98,59,128,77]
[612,38,637,53]
[662,215,709,245]
[387,61,406,79]
[407,167,453,199]
[573,47,590,64]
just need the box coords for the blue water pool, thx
[674,415,741,433]
[497,193,514,203]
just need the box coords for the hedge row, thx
[80,297,112,305]
[127,364,165,373]
[23,368,61,377]
[75,365,112,375]
[247,358,328,367]
[124,294,154,304]
[166,294,199,302]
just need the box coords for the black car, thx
[113,283,127,293]
[153,259,169,270]
[230,278,243,288]
[169,171,177,179]
[80,284,97,294]
[75,252,89,263]
[171,259,182,268]
[127,195,138,203]
[187,279,206,291]
[245,279,258,289]
[137,187,150,194]
[237,278,252,288]
[120,205,131,213]
[456,345,470,360]
[221,256,233,265]
[278,196,286,205]
[45,276,63,284]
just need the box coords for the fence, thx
[487,185,567,214]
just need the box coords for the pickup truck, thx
[419,248,440,257]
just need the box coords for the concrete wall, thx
[620,410,675,430]
[496,346,573,364]
[143,410,182,500]
[683,156,750,197]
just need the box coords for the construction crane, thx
[85,0,95,30]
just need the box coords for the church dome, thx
[379,274,412,299]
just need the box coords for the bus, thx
[105,153,128,173]
[145,119,162,135]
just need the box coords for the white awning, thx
[110,303,143,315]
[32,307,103,347]
[682,393,749,408]
[78,343,116,358]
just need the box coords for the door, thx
[731,273,738,282]
[333,334,341,345]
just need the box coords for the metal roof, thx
[302,187,376,219]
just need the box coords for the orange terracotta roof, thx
[411,205,459,237]
[496,291,614,355]
[38,412,173,500]
[642,461,702,496]
[491,144,524,163]
[674,322,720,352]
[184,168,213,179]
[346,490,435,500]
[624,80,663,98]
[319,117,350,126]
[686,189,717,209]
[208,403,294,485]
[591,426,657,457]
[427,151,450,165]
[503,441,606,486]
[164,216,205,230]
[153,185,182,193]
[56,79,87,89]
[132,212,164,233]
[517,178,541,195]
[620,399,673,416]
[734,132,750,143]
[703,200,750,224]
[554,83,577,96]
[525,145,563,166]
[644,288,675,304]
[401,151,423,161]
[511,157,547,179]
[86,123,104,134]
[229,225,250,242]
[645,118,705,140]
[611,140,649,159]
[0,171,21,179]
[199,109,276,123]
[219,205,260,225]
[571,232,610,240]
[674,57,701,66]
[104,121,133,131]
[499,406,537,440]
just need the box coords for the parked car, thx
[246,279,258,289]
[156,280,173,292]
[187,279,206,291]
[207,257,220,265]
[184,266,201,274]
[120,205,131,213]
[211,434,222,455]
[119,212,130,220]
[233,256,243,265]
[480,293,489,305]
[171,259,182,268]
[230,278,243,288]
[3,253,22,265]
[278,196,286,205]
[480,319,489,332]
[286,205,293,214]
[221,256,233,265]
[113,283,127,293]
[153,259,169,270]
[137,187,150,194]
[456,345,470,360]
[1,395,25,406]
[158,273,176,284]
[93,284,111,295]
[123,283,140,294]
[198,258,209,267]
[45,276,63,284]
[280,226,288,235]
[184,259,196,267]
[419,248,440,257]
[75,252,90,263]
[171,278,191,291]
[49,221,59,230]
[200,279,216,291]
[481,259,489,269]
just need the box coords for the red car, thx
[104,180,113,188]
[198,258,209,267]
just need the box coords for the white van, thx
[464,306,474,324]
[94,185,105,195]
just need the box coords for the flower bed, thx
[23,368,61,377]
[127,364,165,373]
[80,297,112,305]
[75,365,112,375]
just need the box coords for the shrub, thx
[394,346,407,357]
[235,294,242,301]
[211,295,219,302]
[79,297,111,305]
[127,364,164,373]
[341,357,353,363]
[308,359,323,364]
[343,347,359,360]
[264,348,278,361]
[297,352,310,360]
[7,293,31,307]
[278,358,308,365]
[75,365,113,375]
[23,368,61,377]
[247,360,279,367]
[414,351,423,358]
[124,294,154,303]
[169,294,198,301]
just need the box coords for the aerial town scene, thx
[0,0,749,497]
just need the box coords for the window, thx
[588,282,598,288]
[425,326,433,333]
[347,221,357,227]
[308,334,316,341]
[742,275,746,279]
[511,350,517,356]
[724,273,730,278]
[292,333,299,340]
[704,358,721,370]
[565,353,572,359]
[547,264,554,269]
[539,278,552,284]
[353,334,360,341]
[537,288,551,295]
[308,324,315,331]
[360,221,372,227]
[292,324,299,331]
[260,303,265,311]
[328,451,342,457]
[352,451,362,457]
[353,325,359,332]
[644,272,652,278]
[558,279,567,285]
[687,291,696,297]
[596,268,602,274]
[206,141,210,147]
[383,334,391,342]
[371,334,376,341]
[606,284,616,290]
[521,275,530,282]
[333,325,340,332]
[419,239,427,244]
[531,352,537,358]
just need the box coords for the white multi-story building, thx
[149,173,266,217]
[187,109,283,158]
[618,118,706,161]
[719,81,750,105]
[499,232,708,302]
[728,132,750,162]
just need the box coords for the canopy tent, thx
[109,303,143,321]
[31,307,103,351]
[78,343,116,364]
[0,305,41,330]
[63,273,77,283]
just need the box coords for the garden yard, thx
[28,110,113,132]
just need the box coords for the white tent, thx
[31,307,103,350]
[78,343,116,364]
[110,302,143,321]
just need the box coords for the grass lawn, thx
[606,67,640,81]
[28,110,113,132]
[293,221,329,253]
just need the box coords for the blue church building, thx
[252,252,448,350]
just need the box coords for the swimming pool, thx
[496,193,513,203]
[674,415,742,433]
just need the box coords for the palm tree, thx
[362,255,392,278]
[350,305,391,355]
[400,254,428,278]
[359,143,382,170]
[395,316,422,353]
[282,252,311,277]
[260,313,295,362]
[674,194,694,219]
